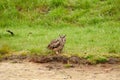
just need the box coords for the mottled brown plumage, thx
[47,35,66,54]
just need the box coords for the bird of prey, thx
[47,35,66,54]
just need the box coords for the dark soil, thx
[1,54,120,65]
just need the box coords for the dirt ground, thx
[0,61,120,80]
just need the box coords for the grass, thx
[0,0,120,63]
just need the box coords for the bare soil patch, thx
[0,61,120,80]
[0,54,120,80]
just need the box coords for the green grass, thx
[0,0,120,63]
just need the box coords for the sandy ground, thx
[0,61,120,80]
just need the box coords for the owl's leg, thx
[55,51,59,54]
[59,49,63,53]
[59,50,61,53]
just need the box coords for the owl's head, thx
[59,35,66,43]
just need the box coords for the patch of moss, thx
[0,45,11,55]
[85,54,107,64]
[64,64,74,68]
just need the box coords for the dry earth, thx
[0,61,120,80]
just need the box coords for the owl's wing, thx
[47,39,60,49]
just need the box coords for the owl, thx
[47,35,66,54]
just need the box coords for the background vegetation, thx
[0,0,120,63]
